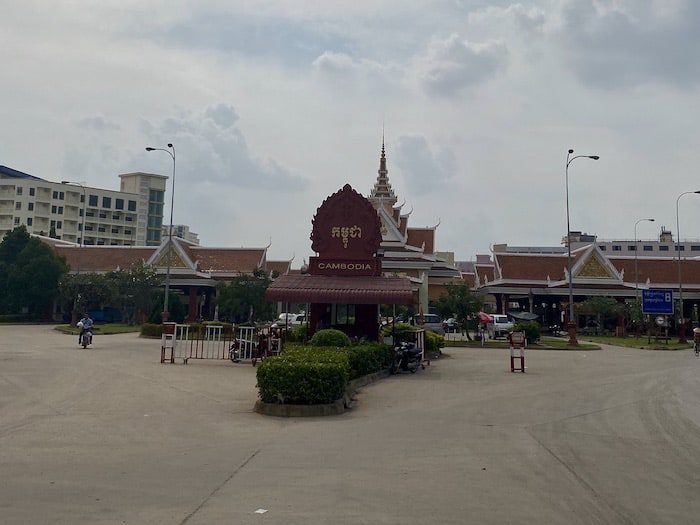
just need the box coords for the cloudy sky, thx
[3,0,700,263]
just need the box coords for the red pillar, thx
[187,287,198,322]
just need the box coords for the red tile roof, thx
[267,260,292,276]
[406,228,434,254]
[266,274,414,304]
[54,246,156,272]
[191,248,264,273]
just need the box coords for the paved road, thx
[2,325,700,524]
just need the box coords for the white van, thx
[487,314,514,339]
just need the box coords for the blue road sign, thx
[642,288,674,315]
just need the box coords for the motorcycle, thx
[79,329,93,348]
[389,341,424,374]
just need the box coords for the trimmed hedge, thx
[512,321,541,344]
[424,330,445,353]
[256,348,349,404]
[141,323,162,337]
[310,328,351,347]
[257,343,392,404]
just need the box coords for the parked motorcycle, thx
[389,341,424,374]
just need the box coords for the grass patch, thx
[446,336,599,350]
[54,323,142,335]
[577,335,692,351]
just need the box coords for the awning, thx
[508,311,540,321]
[266,274,414,304]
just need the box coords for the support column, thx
[187,287,198,322]
[419,270,429,316]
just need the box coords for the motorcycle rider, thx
[78,313,94,344]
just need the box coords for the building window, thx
[112,214,120,220]
[86,211,95,217]
[51,205,57,213]
[58,206,63,214]
[128,200,137,211]
[149,189,164,203]
[97,240,105,245]
[80,194,84,203]
[115,198,124,210]
[16,187,23,195]
[643,245,653,251]
[29,187,35,196]
[691,246,700,252]
[628,245,636,251]
[28,202,34,211]
[89,195,98,206]
[125,216,133,222]
[102,196,111,208]
[85,225,93,231]
[111,228,119,234]
[334,304,356,325]
[15,202,21,210]
[57,221,62,229]
[660,245,669,251]
[125,229,132,235]
[99,212,107,219]
[50,220,56,228]
[59,191,64,200]
[612,245,621,251]
[98,226,106,233]
[675,245,685,251]
[14,217,20,225]
[27,218,33,226]
[52,190,58,199]
[599,246,606,251]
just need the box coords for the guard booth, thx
[509,331,526,373]
[266,184,414,341]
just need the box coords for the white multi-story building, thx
[161,224,200,245]
[0,165,167,246]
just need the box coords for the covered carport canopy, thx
[266,274,414,304]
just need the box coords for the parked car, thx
[272,313,306,329]
[486,314,514,339]
[442,318,460,333]
[410,314,445,334]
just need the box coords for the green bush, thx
[512,321,541,344]
[256,349,349,404]
[424,330,445,353]
[310,328,351,347]
[284,324,308,343]
[141,323,162,337]
[346,343,392,379]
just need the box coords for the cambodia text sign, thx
[642,289,673,315]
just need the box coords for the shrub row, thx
[0,314,34,323]
[140,321,237,338]
[257,343,392,404]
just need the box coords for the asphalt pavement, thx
[2,325,700,524]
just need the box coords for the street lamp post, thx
[565,149,600,345]
[146,144,176,322]
[675,190,700,343]
[634,218,655,299]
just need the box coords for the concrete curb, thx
[254,369,391,417]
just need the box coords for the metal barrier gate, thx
[160,323,261,364]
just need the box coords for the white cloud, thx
[419,34,509,96]
[395,135,456,193]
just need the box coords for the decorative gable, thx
[152,243,188,268]
[571,245,622,281]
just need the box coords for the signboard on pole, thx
[642,289,674,315]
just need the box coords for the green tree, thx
[108,263,161,324]
[216,268,274,323]
[434,282,483,340]
[148,290,187,324]
[0,232,68,318]
[578,296,624,335]
[58,273,117,320]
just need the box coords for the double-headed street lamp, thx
[675,190,700,343]
[565,148,600,345]
[634,218,655,299]
[146,143,176,321]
